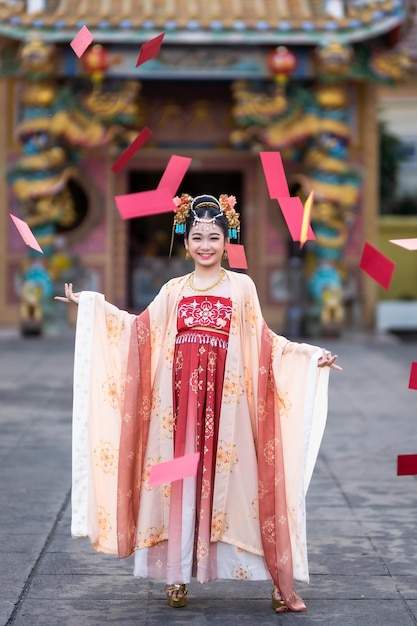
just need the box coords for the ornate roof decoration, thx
[0,0,412,44]
[399,1,417,67]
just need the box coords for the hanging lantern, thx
[81,44,112,85]
[267,46,297,86]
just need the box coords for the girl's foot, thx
[271,586,288,613]
[164,584,188,608]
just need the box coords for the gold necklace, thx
[187,269,226,293]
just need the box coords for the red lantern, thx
[81,44,112,84]
[267,46,297,85]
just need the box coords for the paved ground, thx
[1,328,417,626]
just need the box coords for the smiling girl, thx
[56,193,340,614]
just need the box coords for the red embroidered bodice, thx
[177,296,232,333]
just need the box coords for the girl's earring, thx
[185,250,190,260]
[222,249,228,261]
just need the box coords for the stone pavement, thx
[1,329,417,626]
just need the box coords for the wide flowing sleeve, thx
[71,291,137,553]
[266,320,329,586]
[71,277,188,556]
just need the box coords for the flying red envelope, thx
[149,452,200,487]
[359,242,395,290]
[115,187,174,220]
[389,238,417,251]
[260,151,290,199]
[226,243,248,269]
[111,127,152,174]
[70,25,93,58]
[277,197,315,242]
[397,454,417,476]
[408,362,417,390]
[157,155,192,195]
[10,214,43,253]
[135,33,165,67]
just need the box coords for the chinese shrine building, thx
[0,0,414,335]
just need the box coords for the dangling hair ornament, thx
[173,193,193,235]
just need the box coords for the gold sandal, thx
[165,583,188,608]
[271,586,288,612]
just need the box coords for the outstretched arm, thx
[54,282,81,305]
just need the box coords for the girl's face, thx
[184,223,226,270]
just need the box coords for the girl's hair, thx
[184,195,229,240]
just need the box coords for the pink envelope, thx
[149,452,200,487]
[277,197,315,242]
[115,188,174,220]
[226,243,248,269]
[111,127,152,174]
[157,155,192,195]
[389,238,417,251]
[260,151,290,199]
[10,214,43,253]
[397,454,417,476]
[359,242,395,290]
[70,25,93,58]
[136,33,165,67]
[409,362,417,390]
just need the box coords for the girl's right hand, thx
[54,283,81,305]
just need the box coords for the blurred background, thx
[0,0,416,340]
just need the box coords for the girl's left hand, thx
[318,348,342,371]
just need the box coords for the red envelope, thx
[408,362,417,390]
[359,242,395,290]
[226,243,248,269]
[260,151,290,199]
[277,197,315,242]
[111,127,152,174]
[157,155,192,195]
[135,33,165,67]
[10,214,43,253]
[115,188,174,220]
[70,25,93,58]
[389,238,417,251]
[149,452,200,487]
[397,454,417,476]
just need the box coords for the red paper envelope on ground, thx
[226,243,248,269]
[115,188,174,220]
[389,238,417,251]
[157,155,192,195]
[260,151,290,199]
[70,25,93,58]
[149,452,200,487]
[408,362,417,390]
[359,242,395,290]
[277,197,315,242]
[111,127,152,174]
[397,454,417,476]
[10,214,43,253]
[136,33,165,67]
